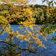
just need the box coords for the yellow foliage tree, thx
[0,0,49,56]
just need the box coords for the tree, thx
[42,0,56,7]
[0,0,56,56]
[0,0,47,56]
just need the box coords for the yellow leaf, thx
[43,37,47,41]
[13,33,16,36]
[29,25,33,30]
[5,27,9,31]
[27,30,33,35]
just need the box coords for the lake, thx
[0,25,56,56]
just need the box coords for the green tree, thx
[42,0,56,7]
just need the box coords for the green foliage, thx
[40,24,56,35]
[51,36,56,44]
[42,0,56,7]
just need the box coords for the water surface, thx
[0,25,56,56]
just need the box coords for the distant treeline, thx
[0,4,56,24]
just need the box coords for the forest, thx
[0,4,56,24]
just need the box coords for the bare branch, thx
[0,40,16,47]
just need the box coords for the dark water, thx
[0,25,56,56]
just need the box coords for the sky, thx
[27,0,56,7]
[28,0,47,5]
[0,0,56,7]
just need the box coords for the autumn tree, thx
[0,0,56,56]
